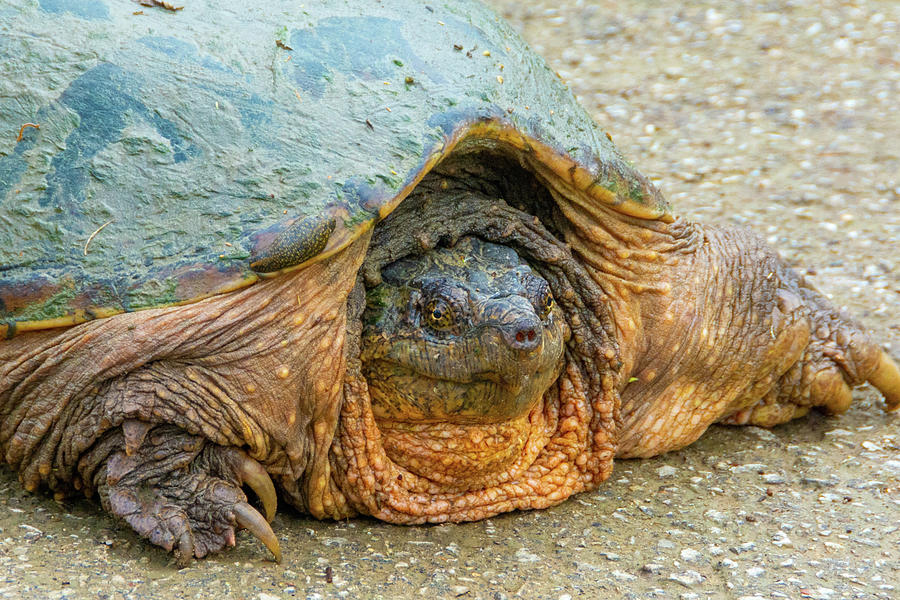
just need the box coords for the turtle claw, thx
[869,351,900,411]
[226,448,278,522]
[233,501,282,563]
[175,530,195,569]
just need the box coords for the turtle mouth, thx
[362,357,562,424]
[396,365,511,387]
[372,354,537,386]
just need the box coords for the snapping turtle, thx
[1,0,898,565]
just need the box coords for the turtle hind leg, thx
[91,425,280,566]
[723,283,898,428]
[614,226,897,458]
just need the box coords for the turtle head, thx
[360,237,566,486]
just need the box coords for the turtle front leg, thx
[85,424,280,566]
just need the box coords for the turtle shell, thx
[0,0,669,338]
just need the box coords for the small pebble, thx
[801,477,837,487]
[731,542,756,554]
[515,548,539,563]
[602,552,620,561]
[703,510,727,523]
[669,570,704,587]
[823,429,853,437]
[879,460,900,475]
[731,463,767,473]
[680,548,702,563]
[322,537,347,547]
[657,539,676,551]
[657,465,677,479]
[743,427,778,442]
[762,473,785,484]
[772,531,793,548]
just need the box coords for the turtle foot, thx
[724,285,898,427]
[101,425,280,566]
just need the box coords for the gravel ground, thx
[2,1,898,599]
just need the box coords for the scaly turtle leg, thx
[559,214,899,457]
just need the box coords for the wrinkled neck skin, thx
[325,162,622,523]
[558,200,704,386]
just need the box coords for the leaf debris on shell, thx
[134,0,184,12]
[83,220,114,256]
[16,123,39,142]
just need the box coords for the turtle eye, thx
[523,275,554,320]
[538,290,554,320]
[424,298,454,330]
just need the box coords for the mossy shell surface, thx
[0,0,669,337]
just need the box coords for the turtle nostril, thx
[509,327,539,350]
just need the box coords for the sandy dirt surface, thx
[2,1,898,598]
